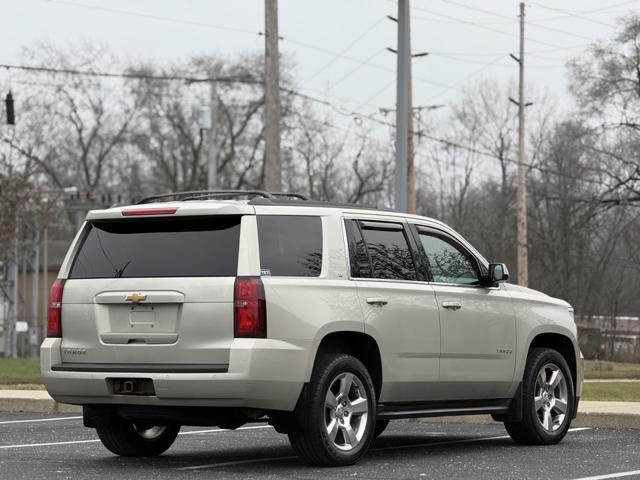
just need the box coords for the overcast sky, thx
[1,0,637,124]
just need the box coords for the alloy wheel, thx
[324,372,369,451]
[133,424,168,440]
[534,363,569,432]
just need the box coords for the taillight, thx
[234,276,266,338]
[47,279,66,337]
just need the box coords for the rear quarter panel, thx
[250,210,365,382]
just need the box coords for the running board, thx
[377,401,511,420]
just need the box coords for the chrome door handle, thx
[366,297,388,306]
[441,301,462,311]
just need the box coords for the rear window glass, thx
[257,215,322,277]
[69,216,240,278]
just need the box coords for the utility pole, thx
[264,0,282,192]
[29,229,39,358]
[41,222,48,345]
[8,238,18,358]
[394,0,410,213]
[516,1,528,287]
[407,43,416,214]
[206,81,218,190]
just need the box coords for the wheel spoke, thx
[547,369,560,390]
[327,418,339,442]
[542,409,552,430]
[342,424,358,447]
[339,373,354,400]
[554,398,568,414]
[350,397,368,415]
[537,369,547,389]
[534,395,544,412]
[325,389,338,409]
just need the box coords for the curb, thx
[0,393,81,414]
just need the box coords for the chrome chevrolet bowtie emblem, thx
[125,293,147,302]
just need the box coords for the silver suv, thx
[41,190,583,466]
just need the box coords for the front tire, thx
[505,347,575,445]
[96,418,180,457]
[288,354,376,466]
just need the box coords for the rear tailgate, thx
[58,208,251,369]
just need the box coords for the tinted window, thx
[69,216,240,278]
[419,233,480,285]
[257,216,322,277]
[345,220,371,278]
[360,224,416,281]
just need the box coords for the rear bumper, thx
[40,337,312,411]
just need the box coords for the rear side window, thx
[344,220,371,277]
[257,215,322,277]
[69,216,240,278]
[358,222,417,281]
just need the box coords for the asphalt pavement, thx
[1,412,639,480]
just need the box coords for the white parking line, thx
[178,427,591,471]
[0,416,82,425]
[0,425,272,449]
[570,471,640,480]
[0,439,101,449]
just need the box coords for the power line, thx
[425,55,507,102]
[434,0,600,42]
[409,4,589,51]
[0,63,256,84]
[325,50,385,92]
[3,60,630,192]
[429,53,564,69]
[47,0,455,95]
[403,1,639,27]
[48,0,258,35]
[528,1,616,28]
[302,17,386,84]
[288,90,618,188]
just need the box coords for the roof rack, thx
[137,190,309,204]
[136,189,383,211]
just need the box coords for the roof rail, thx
[137,190,286,204]
[270,192,309,200]
[136,189,383,211]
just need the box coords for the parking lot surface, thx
[1,412,639,480]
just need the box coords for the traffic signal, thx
[5,91,14,125]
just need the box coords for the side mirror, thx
[487,263,509,285]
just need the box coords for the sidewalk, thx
[1,390,639,428]
[575,400,640,428]
[0,389,80,413]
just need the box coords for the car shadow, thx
[89,432,519,473]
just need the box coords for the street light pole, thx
[394,0,410,213]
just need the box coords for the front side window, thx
[257,215,322,277]
[359,223,416,281]
[418,232,480,285]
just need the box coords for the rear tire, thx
[505,347,575,445]
[288,354,376,466]
[96,418,180,457]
